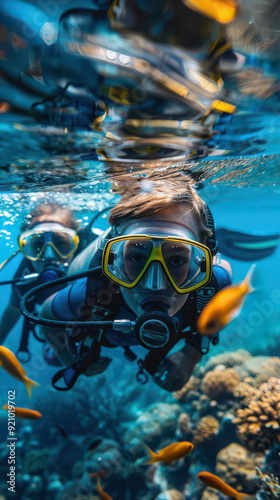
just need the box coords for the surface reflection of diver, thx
[0,203,81,363]
[21,179,233,391]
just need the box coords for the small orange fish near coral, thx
[141,441,194,465]
[0,346,39,398]
[198,471,254,499]
[197,265,255,335]
[182,0,237,24]
[96,477,113,500]
[2,405,42,420]
[89,470,108,479]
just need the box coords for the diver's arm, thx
[0,304,21,344]
[39,295,76,367]
[153,344,202,392]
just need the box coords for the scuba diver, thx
[0,203,80,363]
[37,175,232,392]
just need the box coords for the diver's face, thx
[119,207,200,317]
[29,223,74,274]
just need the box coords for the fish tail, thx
[243,264,256,294]
[24,377,40,399]
[143,444,158,465]
[96,477,102,492]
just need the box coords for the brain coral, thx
[201,368,241,400]
[233,377,280,451]
[216,443,263,493]
[193,416,220,445]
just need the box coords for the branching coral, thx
[256,467,280,500]
[233,378,280,452]
[193,416,220,445]
[233,381,261,405]
[201,368,241,400]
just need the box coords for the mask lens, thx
[162,241,209,290]
[52,232,73,257]
[108,238,153,284]
[22,233,45,259]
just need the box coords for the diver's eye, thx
[128,254,146,264]
[168,256,188,267]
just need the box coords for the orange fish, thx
[197,265,255,336]
[141,441,194,465]
[0,346,39,399]
[2,405,42,420]
[89,470,108,479]
[96,477,113,500]
[198,471,254,499]
[182,0,237,24]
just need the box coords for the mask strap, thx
[0,249,20,271]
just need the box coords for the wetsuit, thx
[51,257,232,377]
[10,259,62,365]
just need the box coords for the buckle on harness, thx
[136,359,148,385]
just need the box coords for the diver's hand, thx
[152,345,202,392]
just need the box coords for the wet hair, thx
[21,203,79,232]
[109,173,211,244]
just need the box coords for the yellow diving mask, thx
[102,234,212,294]
[19,227,79,261]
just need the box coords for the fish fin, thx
[96,477,102,492]
[236,494,255,500]
[2,404,8,410]
[142,444,158,465]
[216,228,280,261]
[243,264,256,294]
[24,377,40,399]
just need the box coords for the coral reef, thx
[123,403,182,456]
[256,467,280,500]
[255,358,280,385]
[201,488,220,500]
[193,416,220,445]
[233,381,261,405]
[233,378,280,452]
[201,368,241,400]
[177,413,193,439]
[204,350,252,371]
[155,490,185,500]
[173,376,200,403]
[23,449,49,474]
[216,443,263,493]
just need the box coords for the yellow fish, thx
[2,405,42,420]
[198,471,254,499]
[197,265,255,336]
[96,477,113,500]
[0,346,39,398]
[142,441,194,465]
[182,0,237,24]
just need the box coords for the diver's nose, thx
[141,262,169,291]
[42,244,56,261]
